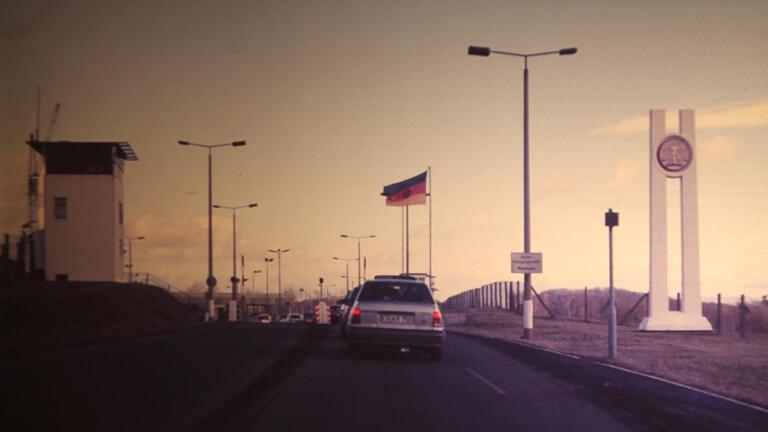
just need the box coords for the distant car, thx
[330,304,342,324]
[284,313,302,323]
[345,275,445,361]
[256,313,272,324]
[303,312,316,324]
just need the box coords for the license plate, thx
[381,314,409,323]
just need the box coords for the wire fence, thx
[444,281,768,338]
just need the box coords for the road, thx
[2,323,766,431]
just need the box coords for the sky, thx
[1,0,767,302]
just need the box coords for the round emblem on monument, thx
[657,135,692,173]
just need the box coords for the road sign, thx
[511,253,542,273]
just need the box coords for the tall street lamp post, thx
[340,234,375,286]
[468,44,576,340]
[125,236,145,283]
[333,256,357,294]
[213,202,258,321]
[268,248,290,315]
[178,139,246,321]
[252,269,262,293]
[264,257,273,311]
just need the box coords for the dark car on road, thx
[344,275,445,361]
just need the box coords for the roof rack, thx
[373,274,417,280]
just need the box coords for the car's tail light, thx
[351,308,361,324]
[432,310,443,328]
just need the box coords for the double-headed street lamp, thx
[125,236,145,283]
[333,256,358,294]
[340,234,375,285]
[268,248,289,315]
[252,269,262,293]
[178,139,246,321]
[468,44,576,340]
[213,202,258,321]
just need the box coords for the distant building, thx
[26,140,138,282]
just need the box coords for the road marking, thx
[466,368,507,395]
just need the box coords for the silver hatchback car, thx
[345,276,445,361]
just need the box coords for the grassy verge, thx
[0,282,203,359]
[444,308,768,408]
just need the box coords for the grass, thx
[443,308,768,408]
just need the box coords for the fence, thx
[444,282,767,338]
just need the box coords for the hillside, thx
[0,282,202,359]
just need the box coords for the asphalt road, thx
[2,323,766,431]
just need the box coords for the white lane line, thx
[466,368,507,395]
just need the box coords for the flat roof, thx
[27,140,139,161]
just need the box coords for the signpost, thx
[511,253,542,273]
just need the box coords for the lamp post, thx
[178,139,246,321]
[333,256,357,294]
[340,234,375,285]
[125,236,145,283]
[605,208,619,358]
[252,269,262,294]
[264,257,273,312]
[468,44,576,340]
[268,248,290,315]
[213,202,257,321]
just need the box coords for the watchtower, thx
[26,140,138,282]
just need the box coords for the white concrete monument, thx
[639,109,712,331]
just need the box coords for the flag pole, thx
[401,207,405,274]
[428,166,432,290]
[405,205,410,275]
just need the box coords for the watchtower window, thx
[54,197,67,219]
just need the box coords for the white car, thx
[280,313,302,323]
[345,275,445,361]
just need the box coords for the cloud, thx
[698,135,741,163]
[591,101,768,136]
[609,158,643,188]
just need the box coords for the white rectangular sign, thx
[511,252,543,273]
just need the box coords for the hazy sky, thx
[2,0,767,301]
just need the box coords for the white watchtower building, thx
[26,140,138,282]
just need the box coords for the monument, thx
[639,109,712,331]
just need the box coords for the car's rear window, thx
[358,281,433,303]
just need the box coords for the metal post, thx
[739,294,746,339]
[128,239,134,283]
[207,150,215,320]
[345,261,349,294]
[716,293,721,334]
[676,292,681,311]
[584,286,588,322]
[405,206,410,275]
[232,211,237,300]
[608,225,617,358]
[278,252,282,315]
[522,63,533,339]
[357,240,362,285]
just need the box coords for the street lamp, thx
[333,256,358,294]
[268,248,290,315]
[264,257,273,310]
[125,236,145,283]
[252,269,262,293]
[213,202,258,321]
[178,139,246,321]
[468,44,576,340]
[340,234,375,285]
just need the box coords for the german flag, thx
[382,171,428,206]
